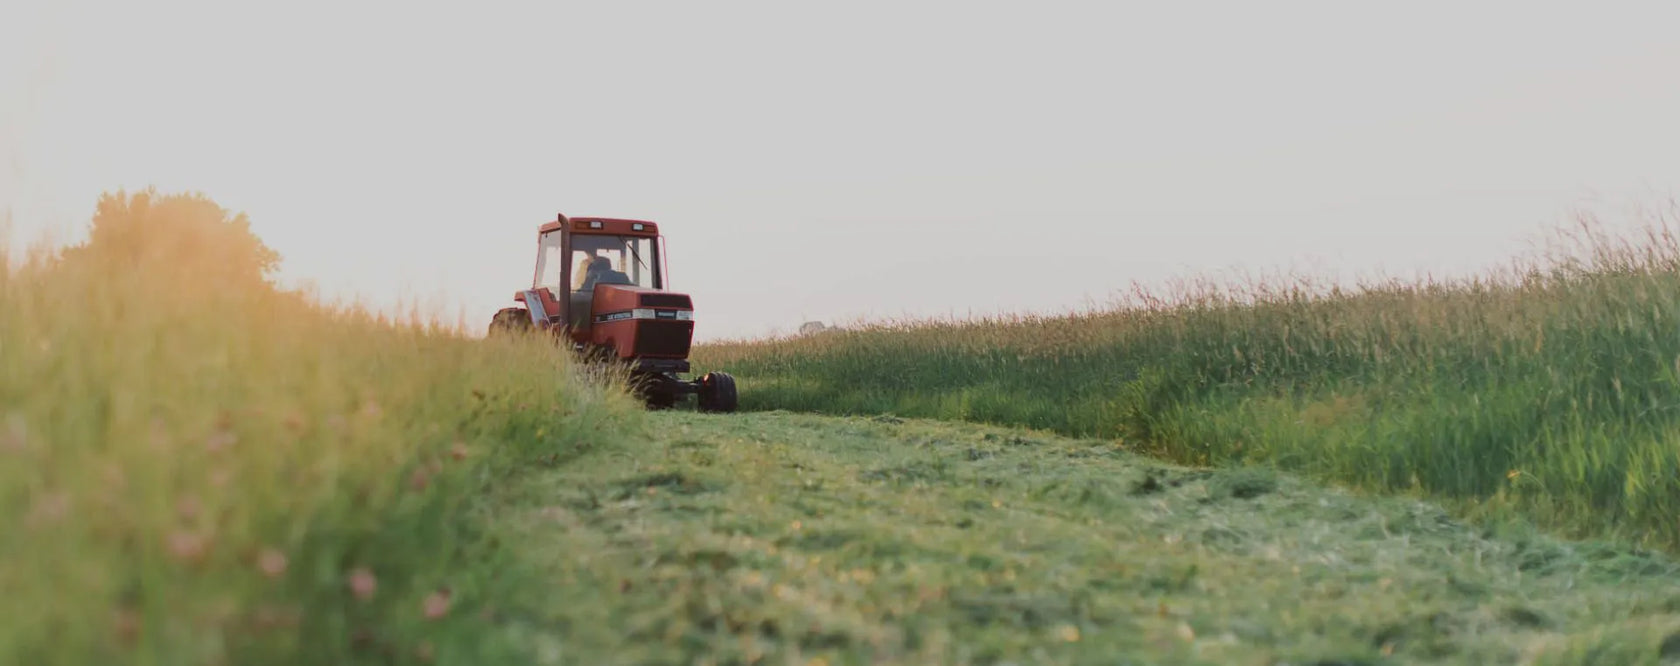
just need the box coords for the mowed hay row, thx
[695,213,1680,550]
[0,191,641,665]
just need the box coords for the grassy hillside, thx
[0,191,641,665]
[695,217,1680,551]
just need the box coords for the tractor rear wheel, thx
[488,308,532,336]
[697,372,738,413]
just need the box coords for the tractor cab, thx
[531,219,666,331]
[490,213,735,412]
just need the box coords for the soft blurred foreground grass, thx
[695,210,1680,552]
[0,192,641,664]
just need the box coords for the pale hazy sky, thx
[4,1,1679,340]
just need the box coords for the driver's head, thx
[588,256,612,272]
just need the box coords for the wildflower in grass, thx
[176,496,202,521]
[26,491,71,527]
[2,414,26,452]
[348,567,377,601]
[450,442,469,461]
[167,530,209,564]
[258,548,288,578]
[100,463,126,490]
[148,419,171,451]
[252,606,301,630]
[423,588,452,620]
[1057,624,1081,642]
[409,468,430,492]
[111,607,141,647]
[205,428,237,453]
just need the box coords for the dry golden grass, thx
[1,191,642,664]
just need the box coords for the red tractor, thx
[489,213,738,412]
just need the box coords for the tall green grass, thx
[696,211,1680,550]
[1,191,640,664]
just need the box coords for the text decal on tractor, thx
[488,213,738,412]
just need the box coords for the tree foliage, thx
[57,189,281,290]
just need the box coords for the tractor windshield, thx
[534,231,661,294]
[572,234,659,291]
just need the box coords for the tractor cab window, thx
[534,232,567,294]
[570,235,660,292]
[533,231,661,295]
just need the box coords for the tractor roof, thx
[539,216,659,236]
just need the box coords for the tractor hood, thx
[576,284,695,330]
[588,284,694,316]
[584,284,695,359]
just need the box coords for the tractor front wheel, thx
[697,372,738,413]
[644,389,678,410]
[631,371,679,410]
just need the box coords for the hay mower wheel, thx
[697,371,738,413]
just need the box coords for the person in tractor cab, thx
[577,255,633,292]
[567,255,635,329]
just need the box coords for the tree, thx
[58,189,281,290]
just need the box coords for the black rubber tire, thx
[697,371,738,413]
[488,308,532,336]
[630,371,679,410]
[644,389,678,410]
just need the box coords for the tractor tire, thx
[697,371,738,413]
[643,388,678,410]
[488,308,532,336]
[630,371,679,410]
